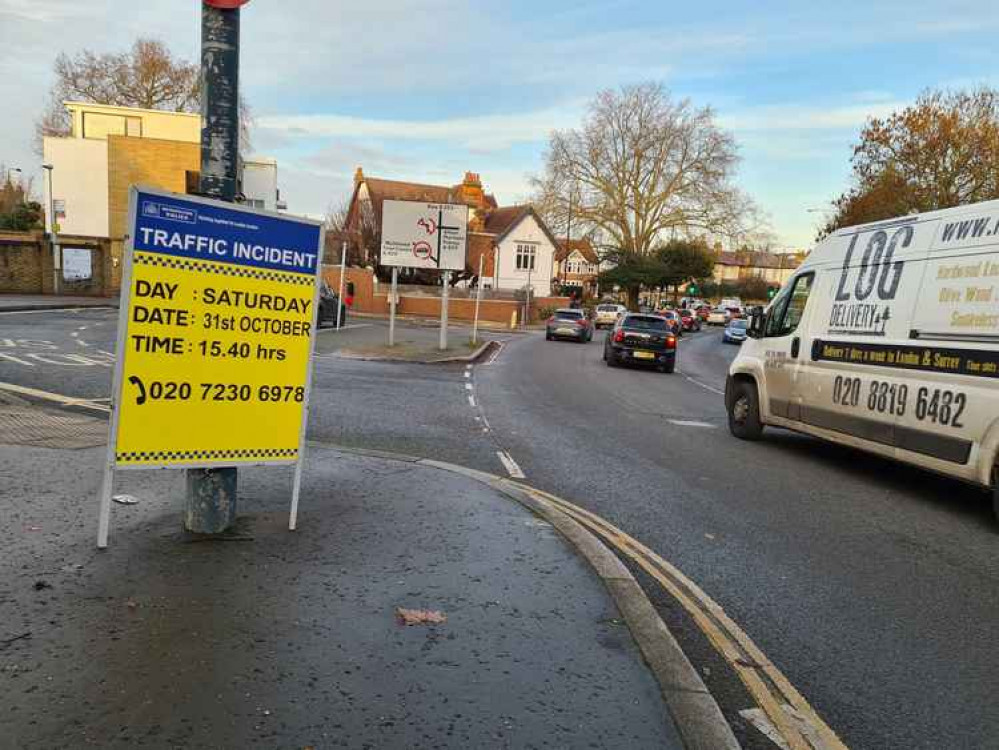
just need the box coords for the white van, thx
[726,201,999,518]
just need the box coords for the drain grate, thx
[0,406,108,449]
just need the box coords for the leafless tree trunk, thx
[531,83,761,259]
[35,38,252,154]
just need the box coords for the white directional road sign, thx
[380,200,468,271]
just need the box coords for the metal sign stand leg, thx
[440,271,450,351]
[289,252,325,531]
[96,462,114,549]
[389,267,398,347]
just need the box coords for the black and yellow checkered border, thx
[133,251,314,286]
[115,447,298,464]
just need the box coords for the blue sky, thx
[2,0,998,248]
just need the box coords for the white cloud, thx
[257,102,586,150]
[720,101,904,132]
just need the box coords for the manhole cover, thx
[0,406,107,449]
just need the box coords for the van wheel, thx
[728,381,763,440]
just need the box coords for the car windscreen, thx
[729,319,748,329]
[554,310,583,320]
[597,305,619,312]
[622,315,669,330]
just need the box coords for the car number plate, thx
[556,327,575,335]
[633,350,655,360]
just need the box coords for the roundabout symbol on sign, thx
[412,241,433,261]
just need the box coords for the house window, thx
[516,244,536,271]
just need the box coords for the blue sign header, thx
[131,189,322,276]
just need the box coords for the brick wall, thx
[0,232,44,293]
[0,232,112,296]
[320,265,570,324]
[107,135,200,290]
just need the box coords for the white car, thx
[707,307,729,326]
[594,303,626,328]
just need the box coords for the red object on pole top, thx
[204,0,249,8]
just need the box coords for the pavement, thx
[0,413,688,749]
[316,317,508,363]
[0,294,118,312]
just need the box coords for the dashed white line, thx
[678,370,725,396]
[496,450,525,479]
[467,395,476,407]
[464,382,473,391]
[464,371,471,378]
[667,419,716,428]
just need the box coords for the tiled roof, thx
[556,238,598,264]
[483,205,530,236]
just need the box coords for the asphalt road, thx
[2,309,997,749]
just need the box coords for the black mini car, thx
[603,313,677,373]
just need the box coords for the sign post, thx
[380,200,468,350]
[389,267,399,346]
[472,253,484,345]
[440,272,451,351]
[96,186,324,548]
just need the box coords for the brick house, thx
[554,238,600,296]
[712,249,805,287]
[345,169,563,294]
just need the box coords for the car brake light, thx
[613,329,625,343]
[666,336,676,348]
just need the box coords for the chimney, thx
[354,166,365,186]
[463,171,481,187]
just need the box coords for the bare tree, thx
[531,83,760,261]
[36,38,252,153]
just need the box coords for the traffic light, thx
[688,284,699,295]
[767,286,778,300]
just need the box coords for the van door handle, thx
[791,337,801,359]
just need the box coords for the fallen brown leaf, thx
[396,607,447,626]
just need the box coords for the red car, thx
[678,308,702,332]
[654,308,684,336]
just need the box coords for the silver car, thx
[594,303,626,329]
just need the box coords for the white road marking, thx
[75,340,89,347]
[0,307,114,316]
[667,419,716,428]
[739,709,790,750]
[678,370,725,396]
[0,381,110,412]
[464,382,473,391]
[740,705,831,750]
[496,450,525,479]
[464,371,471,378]
[482,340,505,365]
[70,332,79,337]
[468,395,476,407]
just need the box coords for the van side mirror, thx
[747,306,766,338]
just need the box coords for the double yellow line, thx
[519,484,849,750]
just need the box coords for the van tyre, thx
[728,380,763,440]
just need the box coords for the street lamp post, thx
[41,164,60,294]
